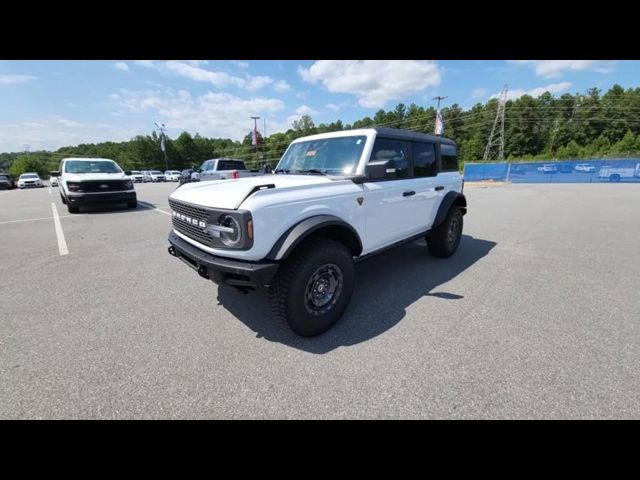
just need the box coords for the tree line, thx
[3,84,640,178]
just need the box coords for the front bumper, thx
[67,191,137,206]
[168,231,279,290]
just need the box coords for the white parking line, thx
[51,203,69,256]
[0,215,71,225]
[48,188,52,194]
[138,201,171,215]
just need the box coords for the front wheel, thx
[67,203,79,214]
[427,207,463,258]
[268,238,355,337]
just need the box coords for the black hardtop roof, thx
[372,127,456,145]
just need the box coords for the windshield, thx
[0,175,9,180]
[276,136,367,175]
[65,160,121,174]
[20,174,38,179]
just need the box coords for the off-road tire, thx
[427,207,463,258]
[268,238,355,337]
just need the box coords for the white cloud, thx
[0,118,137,153]
[0,74,38,85]
[159,61,273,91]
[134,60,155,68]
[110,88,285,141]
[512,60,617,78]
[471,87,487,99]
[114,62,129,71]
[325,103,340,112]
[273,79,291,92]
[233,61,249,69]
[492,82,572,101]
[298,60,442,108]
[294,105,319,116]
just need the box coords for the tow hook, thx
[168,245,176,257]
[198,266,210,279]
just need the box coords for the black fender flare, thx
[433,192,467,229]
[266,215,363,261]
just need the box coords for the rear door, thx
[408,141,440,229]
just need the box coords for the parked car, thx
[167,127,466,337]
[537,164,558,173]
[129,170,144,183]
[17,172,44,188]
[141,171,153,182]
[0,173,16,189]
[164,170,181,182]
[49,175,59,187]
[53,158,136,213]
[149,170,165,182]
[198,158,263,182]
[598,162,640,182]
[575,163,596,173]
[179,168,200,186]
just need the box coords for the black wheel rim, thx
[447,215,461,247]
[304,264,343,316]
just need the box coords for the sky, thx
[0,60,638,153]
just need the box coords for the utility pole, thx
[154,122,169,171]
[250,116,260,168]
[432,96,447,135]
[483,85,508,162]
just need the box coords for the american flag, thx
[435,109,444,135]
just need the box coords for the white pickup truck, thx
[198,158,263,181]
[598,162,640,182]
[167,128,467,336]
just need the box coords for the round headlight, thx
[218,215,242,247]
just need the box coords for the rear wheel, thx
[609,174,621,182]
[427,207,463,258]
[268,238,355,337]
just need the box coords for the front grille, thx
[80,180,129,192]
[169,198,215,246]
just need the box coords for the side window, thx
[369,138,408,179]
[440,144,458,171]
[412,142,437,177]
[201,160,213,171]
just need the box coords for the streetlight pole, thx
[250,116,260,168]
[154,122,169,171]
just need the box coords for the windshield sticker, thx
[306,150,317,157]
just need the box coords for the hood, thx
[170,174,334,210]
[63,172,129,182]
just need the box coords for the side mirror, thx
[51,171,61,177]
[365,159,396,180]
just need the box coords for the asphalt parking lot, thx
[1,182,639,419]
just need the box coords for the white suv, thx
[53,158,137,213]
[167,128,467,336]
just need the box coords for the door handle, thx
[403,191,416,197]
[435,186,445,191]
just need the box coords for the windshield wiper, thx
[274,168,290,174]
[295,169,328,176]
